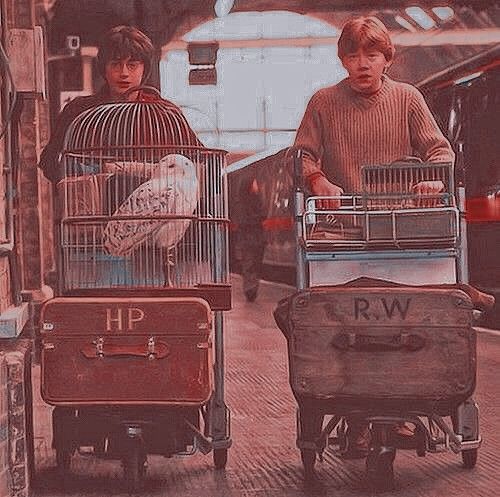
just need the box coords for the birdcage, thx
[56,91,229,298]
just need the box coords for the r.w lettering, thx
[354,298,370,320]
[381,298,411,320]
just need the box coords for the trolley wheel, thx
[55,447,72,473]
[301,449,316,481]
[461,448,478,469]
[213,448,228,469]
[366,448,395,492]
[123,443,146,494]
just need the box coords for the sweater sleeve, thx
[38,98,86,183]
[294,91,324,177]
[409,87,455,164]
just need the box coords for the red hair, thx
[338,16,395,62]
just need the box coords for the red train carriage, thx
[420,47,500,325]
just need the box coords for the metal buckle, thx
[147,336,156,360]
[95,337,104,357]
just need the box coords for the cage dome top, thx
[62,98,203,153]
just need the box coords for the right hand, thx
[412,180,445,207]
[310,175,344,209]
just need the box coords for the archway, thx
[161,11,347,153]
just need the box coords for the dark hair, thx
[338,16,395,62]
[97,25,154,81]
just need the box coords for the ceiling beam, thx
[162,28,500,54]
[232,0,499,12]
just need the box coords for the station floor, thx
[32,276,499,497]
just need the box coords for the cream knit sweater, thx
[294,75,455,192]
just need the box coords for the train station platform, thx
[31,276,499,497]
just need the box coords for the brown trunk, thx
[285,287,475,413]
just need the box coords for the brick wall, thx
[0,3,12,315]
[4,0,50,296]
[0,258,12,314]
[17,99,43,292]
[0,341,34,497]
[0,353,11,496]
[0,105,6,245]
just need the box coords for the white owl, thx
[103,154,199,258]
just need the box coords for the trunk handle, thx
[81,337,169,360]
[331,332,425,352]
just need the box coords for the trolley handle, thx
[331,332,425,352]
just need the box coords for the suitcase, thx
[40,297,213,405]
[280,286,475,414]
[56,173,112,216]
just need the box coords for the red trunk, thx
[40,297,213,406]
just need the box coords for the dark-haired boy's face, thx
[105,56,145,100]
[341,47,390,95]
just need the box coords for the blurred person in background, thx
[237,177,266,303]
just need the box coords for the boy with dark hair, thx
[39,25,199,182]
[96,25,155,91]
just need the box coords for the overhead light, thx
[432,7,454,21]
[454,71,483,86]
[394,15,417,32]
[214,0,234,18]
[405,6,436,30]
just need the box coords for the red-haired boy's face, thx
[341,47,390,95]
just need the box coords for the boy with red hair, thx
[295,16,453,207]
[294,16,454,458]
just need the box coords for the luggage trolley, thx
[275,150,493,490]
[39,87,231,491]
